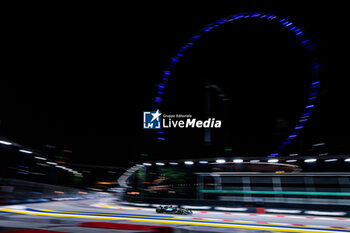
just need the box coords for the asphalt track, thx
[0,198,349,232]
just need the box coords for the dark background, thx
[1,3,349,167]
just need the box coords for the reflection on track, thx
[0,208,349,232]
[0,198,349,233]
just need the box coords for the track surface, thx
[0,198,349,232]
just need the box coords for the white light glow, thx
[215,207,247,211]
[184,161,194,165]
[305,211,346,216]
[325,159,338,162]
[312,143,325,147]
[46,162,57,165]
[233,159,243,163]
[19,149,32,154]
[266,209,301,214]
[304,158,317,163]
[181,205,211,210]
[268,159,279,163]
[0,140,12,145]
[250,160,260,163]
[216,159,226,164]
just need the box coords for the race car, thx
[155,205,193,215]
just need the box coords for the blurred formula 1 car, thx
[155,205,193,215]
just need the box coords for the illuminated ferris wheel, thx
[153,12,321,158]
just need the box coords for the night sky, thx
[1,3,349,167]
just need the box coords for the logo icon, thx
[143,110,162,129]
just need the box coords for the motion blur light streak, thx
[325,159,338,162]
[46,161,57,165]
[304,158,317,163]
[233,159,244,163]
[266,209,302,214]
[305,211,347,216]
[250,160,260,163]
[19,149,32,154]
[0,140,12,145]
[2,6,350,233]
[216,159,226,164]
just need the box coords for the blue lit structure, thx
[153,12,321,157]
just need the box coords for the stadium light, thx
[304,158,317,163]
[142,163,152,166]
[199,161,208,164]
[250,160,260,163]
[184,161,194,165]
[155,162,165,166]
[34,156,47,161]
[216,159,226,164]
[345,158,350,162]
[233,159,243,163]
[325,159,338,162]
[169,162,178,165]
[286,160,297,163]
[268,159,279,163]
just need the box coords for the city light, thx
[216,159,226,164]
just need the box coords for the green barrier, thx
[199,190,350,196]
